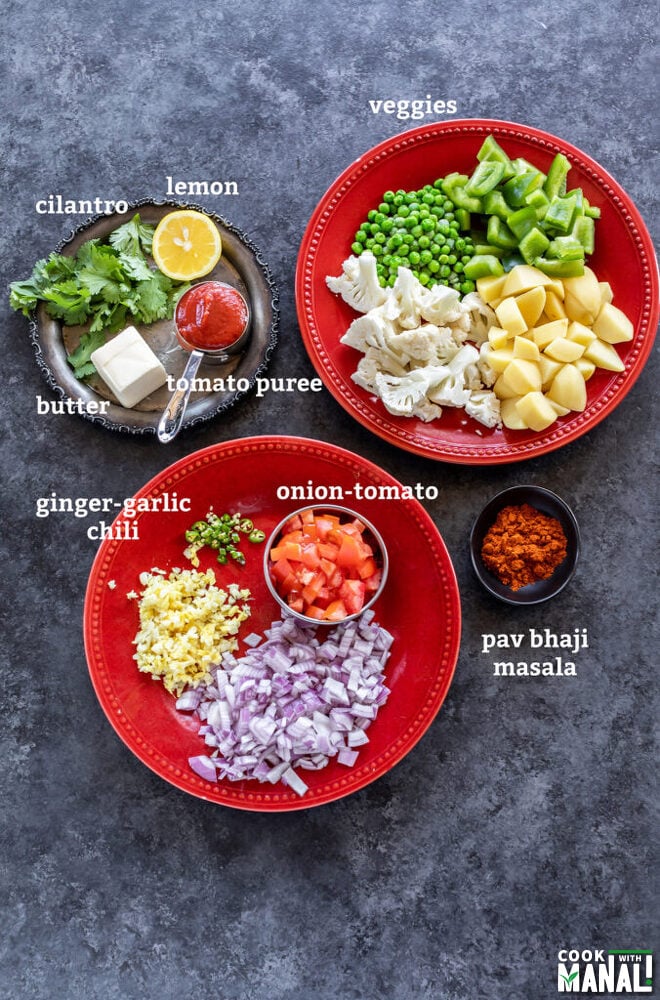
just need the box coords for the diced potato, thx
[489,297,504,309]
[548,399,571,417]
[493,372,520,399]
[515,392,558,431]
[538,355,563,389]
[575,357,596,381]
[567,321,596,347]
[598,281,613,305]
[486,347,515,373]
[544,290,567,321]
[583,338,626,372]
[503,358,542,395]
[502,265,555,297]
[488,326,512,350]
[562,267,601,325]
[546,277,565,300]
[592,302,634,344]
[548,364,587,411]
[500,397,529,430]
[513,336,540,361]
[476,274,507,304]
[515,286,546,328]
[544,338,585,363]
[532,318,569,349]
[495,297,528,337]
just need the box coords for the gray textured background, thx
[1,1,658,998]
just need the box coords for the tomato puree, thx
[175,281,249,350]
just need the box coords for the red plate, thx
[83,436,461,811]
[296,120,658,464]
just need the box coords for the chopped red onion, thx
[180,613,393,796]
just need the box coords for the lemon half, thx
[152,210,222,281]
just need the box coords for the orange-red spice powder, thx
[481,503,567,591]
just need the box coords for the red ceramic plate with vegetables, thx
[296,119,658,464]
[84,436,461,811]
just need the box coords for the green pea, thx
[374,232,386,244]
[383,190,395,203]
[419,272,430,286]
[428,260,440,273]
[398,205,410,218]
[440,264,451,277]
[418,236,431,250]
[378,203,390,215]
[351,242,362,255]
[409,251,421,266]
[420,249,432,264]
[367,210,378,222]
[460,280,476,294]
[411,225,423,239]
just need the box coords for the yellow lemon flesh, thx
[152,210,222,281]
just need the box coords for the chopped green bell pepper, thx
[454,208,471,230]
[483,190,513,220]
[442,177,483,213]
[519,227,551,264]
[465,160,505,196]
[571,216,595,254]
[524,188,550,219]
[476,135,516,180]
[544,193,578,233]
[502,170,545,207]
[487,215,518,249]
[547,236,585,261]
[463,254,504,280]
[544,153,570,200]
[534,256,584,278]
[473,244,506,258]
[507,206,538,240]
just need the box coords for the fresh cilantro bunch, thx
[9,214,188,378]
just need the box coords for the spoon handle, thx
[157,350,204,443]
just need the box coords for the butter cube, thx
[91,326,167,408]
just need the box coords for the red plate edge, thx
[296,119,659,465]
[83,434,462,812]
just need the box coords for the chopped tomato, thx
[269,509,383,621]
[270,541,303,562]
[336,534,365,569]
[339,579,366,614]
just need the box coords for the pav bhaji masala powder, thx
[481,503,567,591]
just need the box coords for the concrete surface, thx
[1,1,657,997]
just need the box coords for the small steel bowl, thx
[175,280,251,360]
[470,485,580,606]
[264,504,389,625]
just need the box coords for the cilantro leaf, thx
[66,328,107,378]
[108,213,155,257]
[42,281,91,326]
[118,251,154,282]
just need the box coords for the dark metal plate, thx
[29,199,278,434]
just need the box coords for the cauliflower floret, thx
[363,346,408,377]
[374,366,449,417]
[326,252,388,313]
[465,390,502,428]
[418,283,463,326]
[386,324,444,364]
[478,342,497,387]
[461,291,496,345]
[351,356,380,393]
[341,307,400,354]
[411,398,444,423]
[427,344,479,408]
[383,267,426,329]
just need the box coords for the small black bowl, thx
[470,485,580,606]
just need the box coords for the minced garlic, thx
[132,568,250,696]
